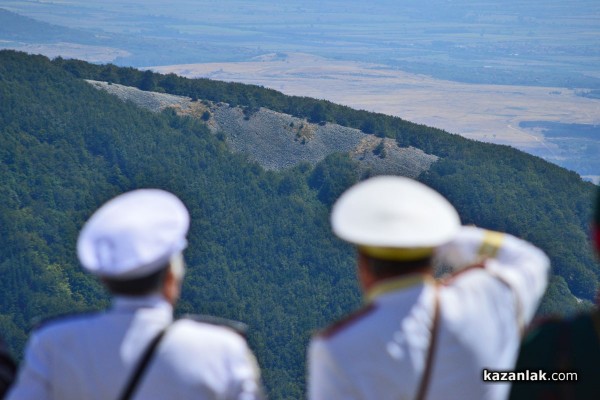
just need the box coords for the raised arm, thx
[435,226,550,324]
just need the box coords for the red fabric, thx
[593,223,600,255]
[595,187,600,254]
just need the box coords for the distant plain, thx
[1,0,599,180]
[150,53,600,182]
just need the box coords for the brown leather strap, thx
[414,284,440,400]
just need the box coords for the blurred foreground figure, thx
[0,336,16,397]
[510,187,600,400]
[308,176,549,400]
[7,189,263,400]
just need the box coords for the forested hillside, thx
[54,55,598,302]
[0,50,597,398]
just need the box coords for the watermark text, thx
[483,369,577,382]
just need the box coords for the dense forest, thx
[53,55,598,302]
[0,50,597,398]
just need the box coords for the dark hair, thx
[363,254,432,280]
[102,264,169,296]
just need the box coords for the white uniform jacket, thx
[309,228,550,400]
[7,295,263,400]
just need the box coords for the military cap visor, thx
[331,176,460,260]
[77,189,190,279]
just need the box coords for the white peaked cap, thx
[331,176,461,254]
[77,189,190,279]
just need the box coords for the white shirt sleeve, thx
[436,226,550,326]
[483,232,550,329]
[6,332,51,400]
[226,343,265,400]
[308,337,357,400]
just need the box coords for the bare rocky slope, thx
[86,80,437,177]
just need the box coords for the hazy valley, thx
[1,1,598,181]
[149,52,600,182]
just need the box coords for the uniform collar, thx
[112,293,173,313]
[365,273,433,303]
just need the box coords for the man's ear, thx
[162,262,182,304]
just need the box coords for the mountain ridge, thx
[51,54,597,306]
[86,79,438,176]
